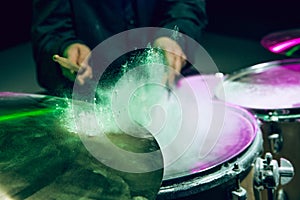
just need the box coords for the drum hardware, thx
[215,59,300,199]
[277,189,288,200]
[265,121,283,154]
[254,153,294,200]
[255,115,283,154]
[232,164,247,200]
[255,110,300,122]
[255,109,300,155]
[268,133,283,154]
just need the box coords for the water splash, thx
[63,45,168,137]
[64,27,182,137]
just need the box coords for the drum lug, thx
[254,153,294,199]
[232,187,247,200]
[231,164,247,200]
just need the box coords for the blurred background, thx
[0,0,299,93]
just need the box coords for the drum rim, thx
[215,58,300,111]
[218,58,300,82]
[0,91,48,99]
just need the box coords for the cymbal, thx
[0,92,163,200]
[261,29,300,56]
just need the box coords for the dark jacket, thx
[31,0,207,94]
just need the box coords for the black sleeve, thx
[154,0,207,75]
[31,0,82,94]
[156,0,207,43]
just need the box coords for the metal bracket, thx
[254,153,294,199]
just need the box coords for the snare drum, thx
[155,76,263,200]
[215,59,300,200]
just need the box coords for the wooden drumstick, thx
[52,54,80,72]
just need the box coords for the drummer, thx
[31,0,208,97]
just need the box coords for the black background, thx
[1,0,300,50]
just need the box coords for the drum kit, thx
[217,29,300,200]
[0,29,299,200]
[158,29,300,200]
[214,59,299,200]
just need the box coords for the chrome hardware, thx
[254,153,294,200]
[268,122,283,153]
[232,188,247,200]
[268,133,283,154]
[231,164,247,200]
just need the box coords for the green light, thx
[0,108,55,122]
[286,45,300,57]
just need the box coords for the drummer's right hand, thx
[52,43,93,85]
[153,37,187,87]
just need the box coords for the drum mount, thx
[254,153,294,200]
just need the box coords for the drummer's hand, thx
[53,43,93,85]
[153,37,187,86]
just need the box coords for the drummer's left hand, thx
[53,43,93,85]
[153,37,187,86]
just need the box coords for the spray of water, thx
[61,26,223,174]
[62,44,169,136]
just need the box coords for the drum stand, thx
[254,153,294,200]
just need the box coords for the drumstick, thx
[165,81,172,99]
[52,54,80,72]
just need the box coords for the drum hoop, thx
[0,92,47,99]
[220,58,300,83]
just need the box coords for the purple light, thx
[269,38,300,53]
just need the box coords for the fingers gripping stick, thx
[52,54,81,72]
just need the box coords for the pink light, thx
[269,38,300,53]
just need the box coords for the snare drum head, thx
[216,59,300,109]
[159,76,258,181]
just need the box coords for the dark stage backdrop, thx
[206,0,300,40]
[0,0,299,50]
